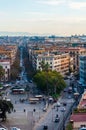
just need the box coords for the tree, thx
[10,49,21,80]
[0,65,5,80]
[33,70,66,95]
[66,123,73,130]
[40,61,50,72]
[0,100,13,121]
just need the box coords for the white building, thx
[0,59,11,81]
[32,52,70,75]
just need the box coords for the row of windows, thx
[38,62,52,65]
[38,58,53,61]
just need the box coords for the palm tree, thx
[0,100,13,121]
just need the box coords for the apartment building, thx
[0,59,11,81]
[28,47,45,62]
[79,55,86,86]
[0,45,18,64]
[32,51,70,75]
[0,45,18,81]
[57,47,86,71]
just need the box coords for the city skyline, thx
[0,0,86,36]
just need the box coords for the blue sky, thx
[0,0,86,36]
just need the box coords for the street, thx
[1,46,78,130]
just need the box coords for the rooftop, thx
[70,113,86,122]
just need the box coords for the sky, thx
[0,0,86,36]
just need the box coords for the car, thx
[54,117,60,122]
[67,95,71,99]
[10,127,21,130]
[55,114,59,118]
[43,125,48,130]
[63,89,67,92]
[79,127,86,130]
[43,107,47,112]
[29,80,32,83]
[0,128,7,130]
[61,107,66,112]
[63,102,67,106]
[56,102,61,107]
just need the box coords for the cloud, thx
[36,0,86,9]
[37,0,65,6]
[69,1,86,9]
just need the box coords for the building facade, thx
[32,51,70,75]
[79,55,86,86]
[57,47,86,71]
[0,59,11,81]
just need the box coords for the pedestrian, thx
[24,109,26,112]
[14,109,16,112]
[33,108,36,112]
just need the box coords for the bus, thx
[29,98,39,104]
[35,95,43,99]
[11,88,25,94]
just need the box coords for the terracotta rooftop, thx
[70,113,86,122]
[78,91,86,108]
[79,100,86,108]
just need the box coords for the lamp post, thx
[33,108,36,124]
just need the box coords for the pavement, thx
[1,87,53,130]
[1,101,54,130]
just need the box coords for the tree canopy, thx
[0,100,13,121]
[33,70,66,95]
[40,60,50,72]
[10,49,20,80]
